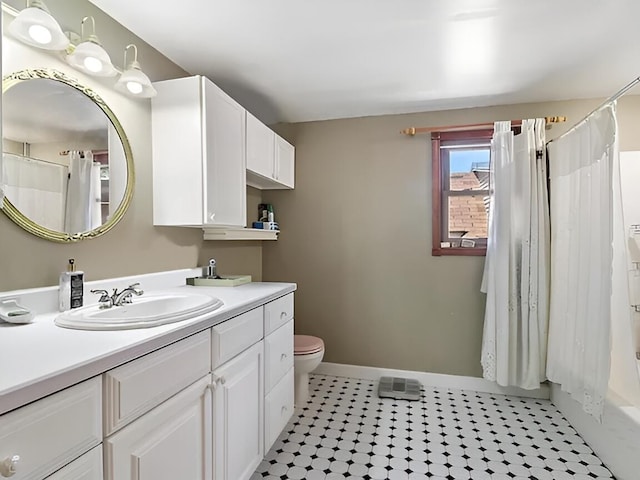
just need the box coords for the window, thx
[431,129,492,256]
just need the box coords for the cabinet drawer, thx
[45,445,102,480]
[265,320,294,392]
[212,307,263,368]
[264,368,294,452]
[104,330,211,435]
[264,293,293,334]
[0,377,101,480]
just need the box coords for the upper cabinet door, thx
[151,76,247,228]
[275,136,295,189]
[151,76,205,226]
[246,111,275,180]
[203,79,247,227]
[246,113,295,191]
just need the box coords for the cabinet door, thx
[246,111,275,180]
[202,78,247,227]
[151,76,205,226]
[212,341,263,480]
[105,376,212,480]
[275,135,295,188]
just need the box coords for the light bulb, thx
[83,56,102,73]
[126,81,143,95]
[28,24,52,45]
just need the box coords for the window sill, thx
[432,247,486,257]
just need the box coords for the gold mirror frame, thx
[1,68,135,242]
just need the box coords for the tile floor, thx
[251,374,616,480]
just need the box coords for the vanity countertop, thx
[0,280,296,416]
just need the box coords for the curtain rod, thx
[401,116,567,136]
[548,76,640,144]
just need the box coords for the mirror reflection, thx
[2,74,128,236]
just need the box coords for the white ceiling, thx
[89,0,640,124]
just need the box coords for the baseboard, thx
[315,362,550,399]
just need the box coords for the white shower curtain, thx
[547,104,617,420]
[2,153,68,231]
[481,119,550,390]
[64,151,100,233]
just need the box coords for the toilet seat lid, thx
[294,335,324,354]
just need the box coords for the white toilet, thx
[293,335,325,405]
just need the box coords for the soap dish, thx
[186,275,252,287]
[0,299,34,324]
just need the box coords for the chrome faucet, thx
[111,283,144,306]
[92,283,144,308]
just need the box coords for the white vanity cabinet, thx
[0,377,102,480]
[152,75,247,228]
[263,294,295,451]
[0,288,295,480]
[246,111,295,190]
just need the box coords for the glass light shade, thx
[66,39,117,77]
[115,65,157,98]
[8,6,70,50]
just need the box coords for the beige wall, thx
[263,95,640,378]
[0,0,263,290]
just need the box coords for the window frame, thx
[431,129,493,257]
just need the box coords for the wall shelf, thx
[202,227,279,241]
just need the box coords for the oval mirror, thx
[1,69,134,242]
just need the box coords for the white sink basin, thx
[55,293,224,330]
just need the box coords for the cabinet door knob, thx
[0,455,19,477]
[280,353,287,361]
[281,406,287,415]
[210,374,225,389]
[209,212,216,221]
[280,311,287,319]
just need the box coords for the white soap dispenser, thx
[59,259,84,312]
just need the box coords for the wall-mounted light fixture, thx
[5,4,157,100]
[66,16,117,77]
[114,44,157,98]
[8,0,69,50]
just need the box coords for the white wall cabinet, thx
[152,76,247,227]
[212,341,264,480]
[246,111,295,190]
[274,136,295,188]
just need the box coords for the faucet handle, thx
[90,289,113,308]
[128,283,144,295]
